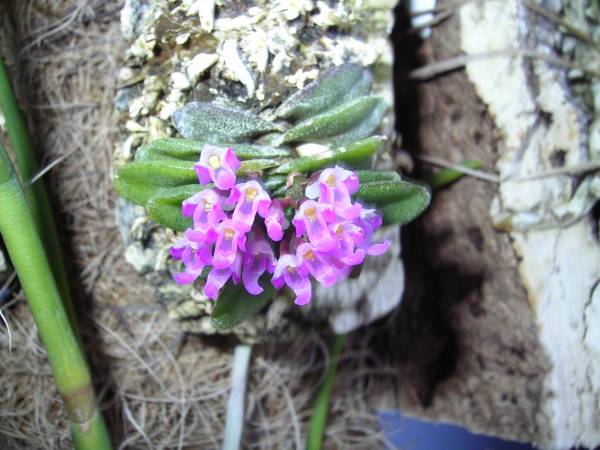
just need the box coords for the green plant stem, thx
[0,143,111,450]
[306,334,347,450]
[426,159,482,189]
[0,56,78,335]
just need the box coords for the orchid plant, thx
[115,63,431,329]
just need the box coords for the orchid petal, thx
[204,267,233,299]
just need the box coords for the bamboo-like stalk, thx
[0,57,78,334]
[0,142,111,450]
[306,334,347,450]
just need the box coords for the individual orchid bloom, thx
[212,219,247,269]
[272,253,312,306]
[242,232,276,295]
[181,189,227,243]
[204,252,242,300]
[194,145,240,190]
[305,166,361,219]
[264,199,287,241]
[327,253,354,280]
[227,180,271,232]
[355,208,390,256]
[292,200,337,251]
[329,221,366,266]
[296,242,338,287]
[170,240,212,284]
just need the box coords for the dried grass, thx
[0,1,389,448]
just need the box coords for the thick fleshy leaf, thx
[237,159,279,176]
[263,175,287,192]
[275,63,372,121]
[210,276,275,330]
[232,144,291,160]
[134,138,203,162]
[356,180,431,226]
[271,136,384,175]
[114,160,197,205]
[172,102,279,143]
[379,197,430,226]
[356,170,401,184]
[135,138,290,162]
[146,184,204,231]
[280,95,387,146]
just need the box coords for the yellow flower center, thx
[334,224,343,237]
[208,154,221,169]
[286,266,296,273]
[305,206,316,221]
[224,228,235,240]
[325,173,336,187]
[303,249,315,261]
[245,187,258,201]
[203,200,214,212]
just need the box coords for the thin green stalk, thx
[0,142,111,450]
[0,57,78,334]
[426,159,482,189]
[306,334,347,450]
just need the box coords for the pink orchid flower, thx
[242,230,276,295]
[272,253,312,306]
[227,180,271,232]
[292,200,337,251]
[204,252,242,300]
[212,219,247,269]
[305,166,361,219]
[195,145,240,190]
[182,189,227,243]
[355,208,390,256]
[296,242,338,287]
[264,199,287,241]
[170,240,212,284]
[329,221,366,265]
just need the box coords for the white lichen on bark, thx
[460,1,600,448]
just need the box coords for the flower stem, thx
[425,159,482,189]
[0,56,78,336]
[306,333,347,450]
[0,142,111,450]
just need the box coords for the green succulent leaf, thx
[263,175,287,192]
[356,180,431,226]
[210,277,275,330]
[114,160,197,205]
[134,138,204,162]
[271,136,384,175]
[135,138,290,162]
[146,184,204,231]
[238,159,279,176]
[356,170,401,184]
[172,102,279,143]
[275,63,373,121]
[232,144,291,160]
[280,95,387,146]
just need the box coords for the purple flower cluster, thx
[171,145,390,305]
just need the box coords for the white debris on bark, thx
[460,2,600,449]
